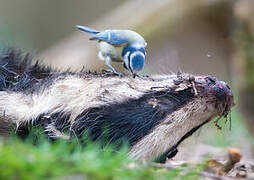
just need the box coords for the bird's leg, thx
[105,56,124,76]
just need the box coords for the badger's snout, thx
[204,76,235,117]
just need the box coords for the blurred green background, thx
[0,0,253,165]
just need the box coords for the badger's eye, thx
[207,75,217,85]
[207,75,216,83]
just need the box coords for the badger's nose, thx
[206,76,235,117]
[214,81,233,103]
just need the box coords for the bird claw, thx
[114,71,124,77]
[134,74,150,79]
[102,69,124,77]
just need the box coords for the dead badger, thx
[0,50,234,161]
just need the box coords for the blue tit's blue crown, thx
[122,43,146,58]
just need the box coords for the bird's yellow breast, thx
[98,41,125,62]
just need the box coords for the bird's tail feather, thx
[76,25,100,34]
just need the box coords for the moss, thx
[0,134,202,180]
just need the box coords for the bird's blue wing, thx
[90,30,128,45]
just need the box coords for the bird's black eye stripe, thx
[127,52,131,69]
[122,46,131,57]
[139,47,146,56]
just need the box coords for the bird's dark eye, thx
[140,48,146,56]
[207,76,217,83]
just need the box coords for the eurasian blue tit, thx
[76,25,147,77]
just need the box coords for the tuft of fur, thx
[0,49,235,161]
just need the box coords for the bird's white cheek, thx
[123,51,131,70]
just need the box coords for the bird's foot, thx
[102,69,124,77]
[133,74,150,79]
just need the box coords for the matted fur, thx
[0,49,234,161]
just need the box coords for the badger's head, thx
[126,74,235,160]
[188,75,234,120]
